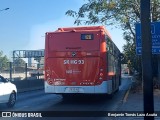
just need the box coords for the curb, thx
[123,76,133,103]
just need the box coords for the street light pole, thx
[140,0,154,120]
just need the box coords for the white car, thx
[0,75,17,107]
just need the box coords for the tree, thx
[14,58,26,67]
[66,0,160,74]
[0,51,10,72]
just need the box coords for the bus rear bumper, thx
[45,80,113,94]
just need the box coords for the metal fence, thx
[0,62,44,81]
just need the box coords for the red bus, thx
[44,26,121,97]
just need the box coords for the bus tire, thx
[115,88,119,93]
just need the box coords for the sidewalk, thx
[110,89,160,120]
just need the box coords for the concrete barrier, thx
[11,79,44,92]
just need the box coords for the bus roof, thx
[47,26,112,39]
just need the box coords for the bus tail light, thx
[108,72,115,76]
[99,68,104,80]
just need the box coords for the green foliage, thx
[14,58,26,67]
[66,0,160,73]
[0,51,10,72]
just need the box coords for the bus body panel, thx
[45,57,101,86]
[45,80,112,94]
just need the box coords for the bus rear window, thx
[48,32,99,51]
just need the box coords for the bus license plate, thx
[69,88,80,93]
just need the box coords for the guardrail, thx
[11,79,44,92]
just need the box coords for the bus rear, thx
[45,26,115,94]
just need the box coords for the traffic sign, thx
[136,22,160,55]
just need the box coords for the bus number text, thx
[64,60,84,64]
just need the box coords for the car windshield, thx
[0,76,7,82]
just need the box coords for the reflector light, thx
[47,74,50,77]
[80,82,94,85]
[100,73,103,76]
[47,79,54,85]
[100,69,103,71]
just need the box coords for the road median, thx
[11,79,44,92]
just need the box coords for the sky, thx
[0,0,125,60]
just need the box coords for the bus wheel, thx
[115,88,119,93]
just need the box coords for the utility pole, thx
[9,62,12,81]
[140,0,154,120]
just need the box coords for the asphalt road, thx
[0,74,132,120]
